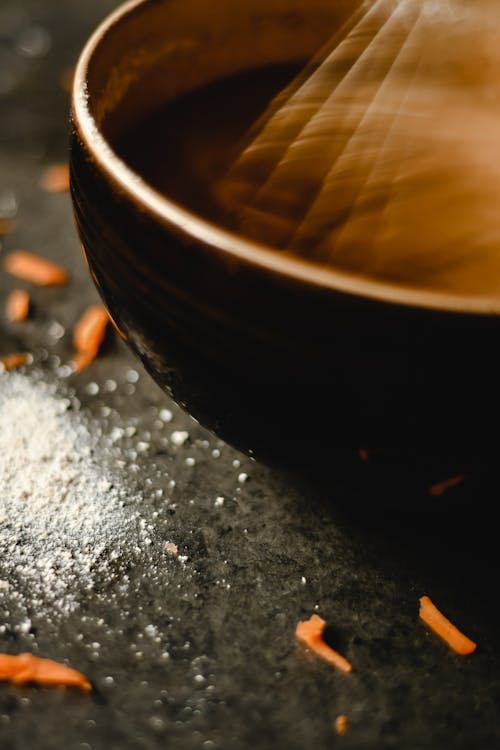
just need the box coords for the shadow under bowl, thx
[70,0,500,484]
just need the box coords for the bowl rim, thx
[72,0,500,318]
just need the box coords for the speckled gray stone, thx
[1,2,500,749]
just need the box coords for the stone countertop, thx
[1,2,499,749]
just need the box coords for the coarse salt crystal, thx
[171,430,189,447]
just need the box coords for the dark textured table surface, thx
[1,2,500,749]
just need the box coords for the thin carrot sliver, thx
[0,353,30,371]
[5,289,30,322]
[335,715,349,736]
[60,66,75,93]
[0,218,15,235]
[295,614,353,673]
[4,251,68,286]
[41,163,70,193]
[73,304,109,353]
[71,304,109,372]
[419,595,476,655]
[0,653,91,691]
[429,475,466,497]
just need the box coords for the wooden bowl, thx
[70,0,500,479]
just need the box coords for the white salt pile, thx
[0,371,146,619]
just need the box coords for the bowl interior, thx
[74,0,500,317]
[83,0,357,142]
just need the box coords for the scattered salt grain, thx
[144,624,158,638]
[171,430,189,447]
[47,321,65,342]
[237,472,249,484]
[56,364,73,379]
[126,369,139,383]
[214,496,224,508]
[18,618,32,634]
[110,427,125,442]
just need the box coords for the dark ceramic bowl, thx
[70,0,500,480]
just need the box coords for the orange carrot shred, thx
[4,251,68,286]
[429,475,466,497]
[295,614,353,673]
[0,218,15,235]
[60,66,75,93]
[0,653,91,691]
[0,353,30,371]
[5,289,30,322]
[335,715,349,736]
[419,596,476,655]
[71,304,109,372]
[40,163,70,193]
[73,304,109,353]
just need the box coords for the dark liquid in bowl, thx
[116,64,299,224]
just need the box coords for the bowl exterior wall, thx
[70,119,500,471]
